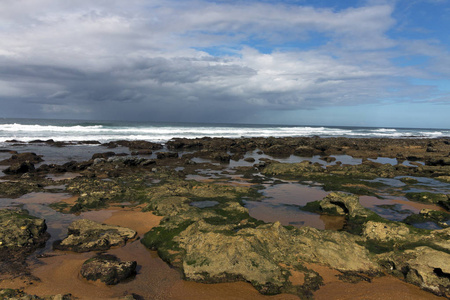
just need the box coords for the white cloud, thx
[0,0,448,122]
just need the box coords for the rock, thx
[92,152,116,159]
[0,209,49,278]
[103,140,163,150]
[131,149,153,155]
[211,152,231,163]
[146,219,378,295]
[156,152,179,159]
[80,254,137,285]
[426,157,450,166]
[262,161,323,177]
[0,209,48,249]
[379,247,450,298]
[0,289,73,299]
[294,146,315,157]
[318,192,374,218]
[0,181,44,198]
[54,219,136,252]
[3,161,35,175]
[403,210,450,229]
[362,221,410,242]
[0,152,43,165]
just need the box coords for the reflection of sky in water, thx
[244,183,346,230]
[368,157,398,165]
[190,201,219,208]
[0,192,79,252]
[360,195,446,229]
[412,222,444,230]
[365,176,450,194]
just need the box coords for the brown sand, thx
[1,207,298,299]
[307,263,445,300]
[0,204,445,299]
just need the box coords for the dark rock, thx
[80,254,137,285]
[156,152,179,159]
[0,152,43,165]
[0,209,49,278]
[92,152,116,159]
[3,161,35,174]
[78,140,101,145]
[426,157,450,166]
[141,159,156,166]
[131,149,153,155]
[0,289,73,299]
[211,152,231,162]
[103,140,163,150]
[244,157,255,163]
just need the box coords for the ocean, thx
[0,118,449,144]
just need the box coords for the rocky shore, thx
[0,137,449,299]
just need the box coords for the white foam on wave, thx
[0,123,104,132]
[0,122,448,143]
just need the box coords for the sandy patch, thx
[305,263,444,300]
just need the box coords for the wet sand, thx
[2,205,443,299]
[1,207,300,299]
[309,262,445,300]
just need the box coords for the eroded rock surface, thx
[318,192,374,218]
[379,246,450,298]
[80,254,137,285]
[54,219,136,252]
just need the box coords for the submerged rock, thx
[54,219,136,252]
[80,254,137,285]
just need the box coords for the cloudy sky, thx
[1,0,449,128]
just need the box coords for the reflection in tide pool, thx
[359,195,446,226]
[245,183,345,230]
[0,192,79,251]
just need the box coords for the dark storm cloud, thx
[0,0,448,123]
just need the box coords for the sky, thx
[0,0,449,128]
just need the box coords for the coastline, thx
[0,136,449,299]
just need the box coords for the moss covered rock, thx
[0,209,48,249]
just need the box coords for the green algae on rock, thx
[0,209,49,278]
[0,209,48,249]
[140,181,380,298]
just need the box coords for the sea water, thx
[1,118,449,144]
